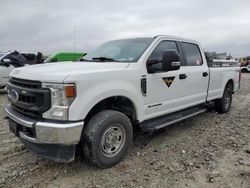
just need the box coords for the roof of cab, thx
[154,35,199,44]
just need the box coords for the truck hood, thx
[10,62,130,82]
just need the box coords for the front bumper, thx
[5,104,84,162]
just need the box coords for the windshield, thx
[82,38,154,62]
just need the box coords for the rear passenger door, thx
[179,42,209,107]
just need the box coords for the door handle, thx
[179,74,187,79]
[203,72,208,77]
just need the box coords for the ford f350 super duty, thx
[5,36,240,168]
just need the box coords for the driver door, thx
[145,40,185,119]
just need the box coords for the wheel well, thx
[84,96,137,125]
[226,79,234,92]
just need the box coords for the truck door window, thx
[147,41,179,72]
[182,43,203,66]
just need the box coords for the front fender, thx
[68,80,144,122]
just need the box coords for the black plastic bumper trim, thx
[19,137,76,163]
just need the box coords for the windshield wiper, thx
[92,57,119,62]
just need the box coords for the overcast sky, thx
[0,0,249,57]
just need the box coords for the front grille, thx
[19,94,36,104]
[8,77,51,119]
[10,77,41,89]
[12,105,41,118]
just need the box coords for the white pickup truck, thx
[5,36,240,168]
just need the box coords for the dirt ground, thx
[0,74,249,188]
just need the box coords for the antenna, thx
[74,19,76,61]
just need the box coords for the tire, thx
[81,110,133,168]
[215,84,233,113]
[241,69,247,73]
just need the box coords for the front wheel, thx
[215,84,233,113]
[81,110,133,168]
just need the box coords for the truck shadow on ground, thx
[0,90,7,95]
[131,112,213,150]
[34,115,201,166]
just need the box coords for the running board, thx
[140,106,207,132]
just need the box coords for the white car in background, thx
[0,51,37,89]
[241,64,250,72]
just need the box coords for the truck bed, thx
[207,60,240,101]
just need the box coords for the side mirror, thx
[162,50,181,71]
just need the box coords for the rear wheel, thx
[81,110,133,168]
[215,84,233,113]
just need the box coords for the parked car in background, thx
[240,56,250,72]
[241,61,250,72]
[45,52,86,63]
[0,51,37,89]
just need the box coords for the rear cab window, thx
[182,42,203,66]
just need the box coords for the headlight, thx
[42,83,76,120]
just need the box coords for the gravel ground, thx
[0,74,249,188]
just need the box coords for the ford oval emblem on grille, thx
[8,89,19,103]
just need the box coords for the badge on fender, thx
[162,77,175,87]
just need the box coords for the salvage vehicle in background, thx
[240,56,250,72]
[5,35,240,168]
[45,52,86,63]
[240,62,250,72]
[0,51,37,89]
[245,65,250,72]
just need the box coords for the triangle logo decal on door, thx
[162,77,175,87]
